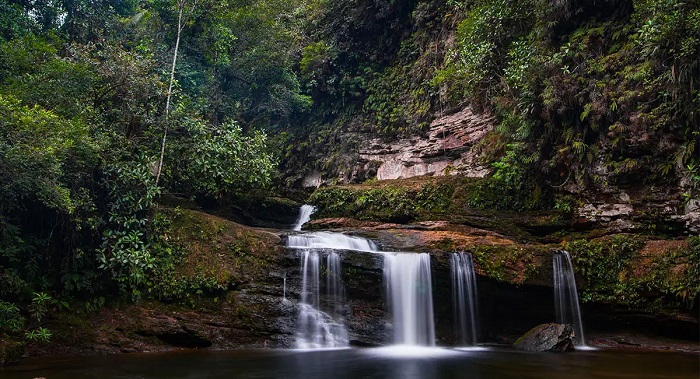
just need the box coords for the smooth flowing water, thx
[384,253,436,346]
[451,252,479,346]
[553,250,585,346]
[326,252,346,321]
[3,348,697,379]
[296,250,349,348]
[289,228,437,347]
[287,232,378,252]
[292,204,316,231]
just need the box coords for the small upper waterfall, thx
[296,249,349,349]
[451,252,479,346]
[384,253,436,346]
[292,204,316,231]
[553,250,585,346]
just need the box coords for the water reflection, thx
[1,348,698,379]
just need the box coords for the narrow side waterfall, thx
[292,204,316,231]
[451,252,479,346]
[384,253,436,346]
[553,250,585,346]
[326,253,345,322]
[296,250,349,349]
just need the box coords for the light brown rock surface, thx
[357,107,494,180]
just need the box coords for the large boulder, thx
[513,323,575,352]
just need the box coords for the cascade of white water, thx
[295,249,349,349]
[384,253,435,346]
[292,205,316,231]
[287,232,378,252]
[553,250,585,346]
[451,252,479,346]
[288,221,437,349]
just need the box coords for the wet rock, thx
[514,323,575,352]
[154,330,212,348]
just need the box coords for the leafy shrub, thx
[24,327,51,342]
[0,301,24,334]
[98,159,162,297]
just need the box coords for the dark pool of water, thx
[1,347,698,379]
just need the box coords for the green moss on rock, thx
[471,244,551,285]
[149,209,281,302]
[567,235,699,310]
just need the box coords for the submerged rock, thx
[513,323,575,352]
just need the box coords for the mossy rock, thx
[566,235,700,311]
[0,339,25,366]
[151,208,283,301]
[213,194,302,228]
[308,176,572,242]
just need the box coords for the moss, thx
[566,234,699,311]
[149,209,281,303]
[309,176,468,222]
[470,244,550,285]
[309,176,571,242]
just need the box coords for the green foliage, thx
[84,296,105,313]
[435,0,534,103]
[467,143,549,211]
[567,235,646,304]
[300,41,332,79]
[1,295,54,343]
[98,161,169,297]
[0,94,95,214]
[166,120,276,198]
[0,0,33,40]
[471,244,544,284]
[363,62,432,136]
[24,327,51,343]
[27,292,51,322]
[0,301,24,334]
[566,235,700,309]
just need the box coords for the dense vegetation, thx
[0,0,289,341]
[283,0,700,204]
[1,0,699,346]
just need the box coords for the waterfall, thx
[287,232,378,252]
[295,249,349,349]
[292,205,316,231]
[384,253,435,346]
[451,252,479,346]
[553,250,585,346]
[289,227,439,349]
[326,253,346,322]
[282,273,289,304]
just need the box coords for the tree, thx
[156,0,197,186]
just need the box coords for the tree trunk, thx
[155,0,189,186]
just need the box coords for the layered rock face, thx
[356,107,494,180]
[298,107,495,187]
